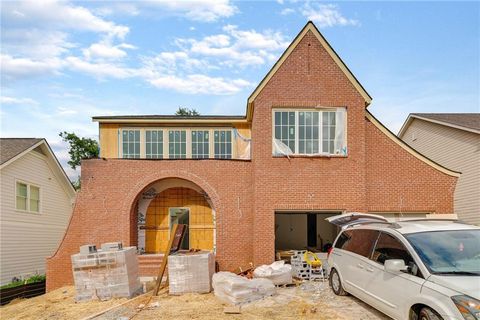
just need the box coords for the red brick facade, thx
[46,27,457,291]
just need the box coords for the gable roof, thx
[94,21,371,124]
[246,21,372,120]
[0,138,43,165]
[0,138,76,198]
[398,113,480,137]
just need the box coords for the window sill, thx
[272,154,348,158]
[15,209,42,215]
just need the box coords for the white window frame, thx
[145,129,164,159]
[272,108,347,156]
[15,179,41,214]
[191,129,210,159]
[213,129,233,159]
[168,129,188,159]
[118,127,234,159]
[120,128,141,159]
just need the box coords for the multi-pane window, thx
[146,130,163,159]
[322,111,336,154]
[122,130,140,158]
[16,182,40,213]
[273,110,342,155]
[191,130,209,158]
[214,130,232,159]
[274,111,295,152]
[169,130,186,159]
[299,111,319,154]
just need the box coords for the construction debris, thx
[168,251,215,295]
[212,272,275,305]
[253,260,292,285]
[71,244,142,302]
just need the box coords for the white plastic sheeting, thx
[212,272,275,305]
[272,139,294,157]
[252,260,292,285]
[168,251,215,295]
[334,107,347,155]
[233,129,251,159]
[71,246,141,301]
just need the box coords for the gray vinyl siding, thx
[0,151,73,285]
[401,118,480,225]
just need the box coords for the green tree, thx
[175,107,200,116]
[59,131,99,170]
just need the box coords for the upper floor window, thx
[273,108,346,156]
[191,130,209,159]
[169,130,186,159]
[16,181,40,213]
[146,130,163,159]
[214,130,232,159]
[122,130,140,158]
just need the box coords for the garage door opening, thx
[275,212,340,253]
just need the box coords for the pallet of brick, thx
[71,245,141,301]
[168,251,215,295]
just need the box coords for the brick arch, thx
[121,170,222,246]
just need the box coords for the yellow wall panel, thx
[145,187,214,253]
[99,124,119,158]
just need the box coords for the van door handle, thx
[366,267,374,272]
[357,263,364,269]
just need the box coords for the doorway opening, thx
[275,212,340,253]
[169,207,189,250]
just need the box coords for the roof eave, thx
[92,117,249,124]
[399,114,480,137]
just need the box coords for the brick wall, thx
[46,30,457,291]
[46,159,253,291]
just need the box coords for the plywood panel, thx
[145,187,214,253]
[99,124,119,158]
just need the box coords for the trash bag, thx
[212,272,275,305]
[252,260,292,285]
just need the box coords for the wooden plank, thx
[152,224,186,296]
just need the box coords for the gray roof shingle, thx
[0,138,43,165]
[412,113,480,132]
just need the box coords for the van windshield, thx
[405,229,480,275]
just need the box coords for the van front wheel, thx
[419,307,443,320]
[329,268,347,296]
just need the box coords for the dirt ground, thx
[0,283,389,320]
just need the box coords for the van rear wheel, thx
[419,307,443,320]
[329,268,347,296]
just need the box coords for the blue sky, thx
[1,1,479,179]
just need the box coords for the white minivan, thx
[326,213,480,320]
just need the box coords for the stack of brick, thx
[168,251,215,295]
[71,243,141,301]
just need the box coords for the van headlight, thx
[452,295,480,320]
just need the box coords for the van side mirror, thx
[384,259,409,273]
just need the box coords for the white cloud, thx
[301,3,359,28]
[83,42,136,60]
[147,74,251,95]
[1,1,132,80]
[175,25,289,67]
[0,54,64,80]
[1,0,129,39]
[280,8,295,15]
[0,95,38,105]
[65,56,134,79]
[146,0,238,22]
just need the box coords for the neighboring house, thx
[46,22,460,291]
[0,138,75,285]
[398,113,480,225]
